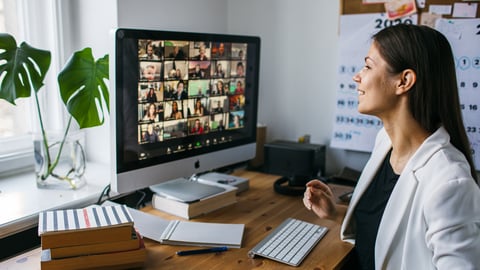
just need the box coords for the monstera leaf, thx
[0,33,51,104]
[58,48,109,129]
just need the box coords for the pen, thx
[176,246,228,256]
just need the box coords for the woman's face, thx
[353,42,399,118]
[236,65,244,76]
[172,102,178,110]
[149,104,155,115]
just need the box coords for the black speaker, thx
[264,141,326,196]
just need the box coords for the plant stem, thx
[33,87,75,188]
[33,88,50,180]
[46,116,73,178]
[51,169,77,189]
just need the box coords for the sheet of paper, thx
[416,0,426,8]
[452,2,478,18]
[362,0,386,3]
[385,0,418,19]
[420,12,442,28]
[429,5,452,15]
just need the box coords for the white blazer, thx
[341,127,480,270]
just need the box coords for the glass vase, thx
[34,130,86,190]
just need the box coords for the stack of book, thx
[38,204,146,270]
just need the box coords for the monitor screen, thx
[110,28,260,194]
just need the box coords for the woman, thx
[234,80,244,94]
[213,80,224,95]
[214,63,225,78]
[230,114,241,128]
[194,99,204,116]
[145,87,157,103]
[169,101,183,120]
[143,123,159,143]
[303,24,480,269]
[190,119,204,134]
[142,103,157,122]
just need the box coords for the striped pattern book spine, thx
[38,204,133,235]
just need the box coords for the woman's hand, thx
[303,180,340,222]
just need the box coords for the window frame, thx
[0,0,68,175]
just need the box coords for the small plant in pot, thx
[0,33,109,189]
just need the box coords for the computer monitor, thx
[110,28,261,194]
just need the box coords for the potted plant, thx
[0,33,109,189]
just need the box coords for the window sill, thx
[0,162,113,239]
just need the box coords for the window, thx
[0,0,36,175]
[0,0,73,176]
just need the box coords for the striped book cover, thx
[38,204,133,235]
[38,205,135,249]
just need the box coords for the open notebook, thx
[102,201,244,248]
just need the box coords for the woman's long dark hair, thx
[373,24,477,183]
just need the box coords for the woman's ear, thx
[396,69,416,95]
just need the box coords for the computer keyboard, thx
[248,218,328,267]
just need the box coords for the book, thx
[151,180,237,219]
[49,228,141,259]
[38,204,134,249]
[40,235,146,270]
[160,219,244,248]
[197,172,249,194]
[105,201,245,248]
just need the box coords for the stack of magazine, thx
[150,174,242,219]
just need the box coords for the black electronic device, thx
[110,28,261,194]
[263,141,326,196]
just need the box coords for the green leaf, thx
[0,33,51,105]
[58,48,109,129]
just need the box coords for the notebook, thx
[102,201,244,248]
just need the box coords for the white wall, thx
[67,0,370,176]
[228,1,339,142]
[117,0,229,33]
[225,1,370,174]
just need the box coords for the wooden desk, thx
[1,170,353,269]
[142,170,353,269]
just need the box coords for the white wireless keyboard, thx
[248,218,328,267]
